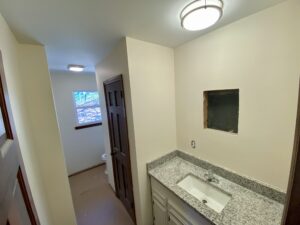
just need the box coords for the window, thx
[204,89,239,133]
[73,91,102,128]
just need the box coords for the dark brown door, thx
[104,75,135,222]
[0,51,39,225]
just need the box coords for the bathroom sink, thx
[177,174,231,213]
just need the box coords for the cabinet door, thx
[153,198,167,225]
[168,211,192,225]
[168,202,193,225]
[168,213,185,225]
[152,191,168,225]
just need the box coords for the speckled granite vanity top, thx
[147,150,286,225]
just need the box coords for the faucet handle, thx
[204,169,219,183]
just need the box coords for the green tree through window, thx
[73,91,102,125]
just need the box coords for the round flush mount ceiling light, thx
[68,64,85,72]
[180,0,224,31]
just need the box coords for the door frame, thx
[103,74,136,222]
[281,79,300,224]
[17,167,38,225]
[104,75,124,199]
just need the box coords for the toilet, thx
[101,153,108,175]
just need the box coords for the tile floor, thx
[69,165,135,225]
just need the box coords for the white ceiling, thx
[0,0,285,72]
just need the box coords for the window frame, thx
[203,89,239,134]
[72,90,102,130]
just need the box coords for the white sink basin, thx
[177,174,231,213]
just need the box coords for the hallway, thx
[69,165,135,225]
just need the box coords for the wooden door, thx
[104,75,136,222]
[0,51,38,225]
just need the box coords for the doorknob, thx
[111,147,118,155]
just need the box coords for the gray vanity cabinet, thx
[151,177,213,225]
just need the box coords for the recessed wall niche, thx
[204,89,239,133]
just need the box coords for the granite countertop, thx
[148,153,285,225]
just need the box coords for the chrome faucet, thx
[204,169,219,183]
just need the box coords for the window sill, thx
[75,122,102,130]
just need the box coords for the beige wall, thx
[0,13,77,225]
[18,45,77,225]
[0,14,52,225]
[175,0,300,192]
[126,37,177,225]
[96,38,177,225]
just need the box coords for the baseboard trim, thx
[68,162,105,177]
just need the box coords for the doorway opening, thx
[50,71,135,225]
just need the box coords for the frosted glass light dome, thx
[180,0,224,31]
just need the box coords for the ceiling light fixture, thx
[68,64,85,72]
[180,0,224,31]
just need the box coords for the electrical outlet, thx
[191,140,196,149]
